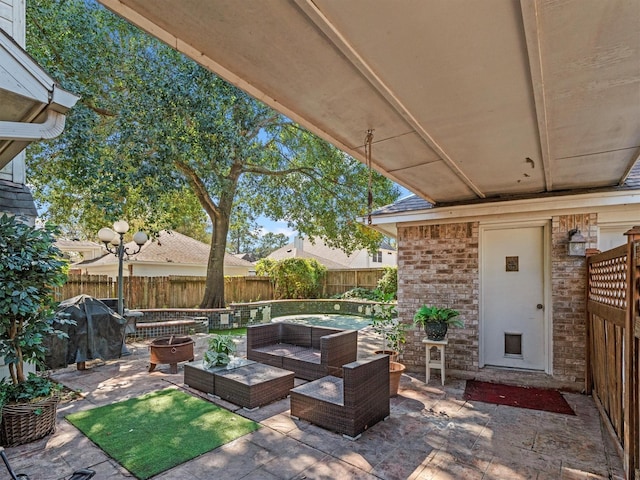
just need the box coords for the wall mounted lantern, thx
[568,228,587,257]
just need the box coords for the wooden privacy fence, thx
[55,275,274,308]
[586,228,640,479]
[55,268,387,308]
[321,268,386,297]
[56,274,115,300]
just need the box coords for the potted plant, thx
[371,302,406,362]
[370,297,407,397]
[203,334,237,368]
[0,215,71,446]
[413,305,463,341]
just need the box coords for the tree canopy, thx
[26,0,400,307]
[252,233,290,260]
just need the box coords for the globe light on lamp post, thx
[98,220,148,317]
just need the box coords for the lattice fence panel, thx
[588,253,628,309]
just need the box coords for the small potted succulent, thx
[413,305,463,341]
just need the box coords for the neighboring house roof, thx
[55,239,103,262]
[56,239,102,250]
[268,246,349,270]
[379,239,395,250]
[373,194,433,215]
[267,237,395,270]
[75,230,254,268]
[624,164,640,189]
[233,252,257,262]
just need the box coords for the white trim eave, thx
[369,190,640,227]
[0,109,67,141]
[49,87,81,113]
[0,32,79,111]
[0,32,55,96]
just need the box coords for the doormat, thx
[66,388,260,479]
[463,380,575,415]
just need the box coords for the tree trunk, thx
[181,160,240,309]
[9,323,23,384]
[200,209,231,308]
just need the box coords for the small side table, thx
[422,338,448,385]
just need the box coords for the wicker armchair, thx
[289,354,390,439]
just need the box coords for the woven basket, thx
[0,395,59,447]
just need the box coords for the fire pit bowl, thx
[149,336,194,374]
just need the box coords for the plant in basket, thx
[0,214,72,446]
[413,305,463,341]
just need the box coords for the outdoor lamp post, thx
[98,220,148,316]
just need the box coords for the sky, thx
[258,185,412,242]
[257,218,297,242]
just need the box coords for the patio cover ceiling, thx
[99,0,640,205]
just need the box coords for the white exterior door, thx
[481,225,547,370]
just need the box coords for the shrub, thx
[376,266,397,299]
[254,258,276,276]
[332,287,379,301]
[260,258,327,299]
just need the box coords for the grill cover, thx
[45,294,127,368]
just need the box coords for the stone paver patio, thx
[2,328,624,479]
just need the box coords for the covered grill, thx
[45,295,127,369]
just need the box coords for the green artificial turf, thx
[66,388,260,479]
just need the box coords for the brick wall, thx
[551,213,596,384]
[397,222,480,372]
[397,214,596,388]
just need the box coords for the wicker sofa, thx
[289,354,390,439]
[246,323,358,380]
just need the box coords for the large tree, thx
[26,0,400,307]
[252,233,290,260]
[227,207,260,255]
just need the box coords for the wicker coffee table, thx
[184,360,242,394]
[214,363,295,409]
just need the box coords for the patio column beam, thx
[519,0,553,192]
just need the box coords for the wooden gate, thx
[587,228,640,479]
